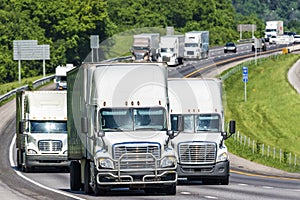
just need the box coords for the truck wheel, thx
[16,150,22,169]
[70,161,81,191]
[162,184,176,195]
[220,176,229,185]
[84,161,93,194]
[94,187,107,196]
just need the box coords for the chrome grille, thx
[179,142,216,164]
[113,143,160,169]
[187,51,194,55]
[38,140,62,152]
[162,56,170,62]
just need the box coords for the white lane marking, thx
[10,135,86,200]
[204,196,218,199]
[238,183,248,186]
[181,191,191,195]
[262,186,274,189]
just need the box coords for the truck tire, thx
[16,150,22,169]
[220,176,229,185]
[161,184,176,195]
[84,161,93,194]
[70,161,81,191]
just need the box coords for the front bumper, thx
[26,154,69,167]
[177,160,229,179]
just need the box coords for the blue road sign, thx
[242,66,248,75]
[242,66,248,82]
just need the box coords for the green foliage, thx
[0,0,299,84]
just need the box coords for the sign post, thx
[242,66,248,102]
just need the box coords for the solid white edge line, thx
[9,134,86,200]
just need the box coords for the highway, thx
[1,43,300,199]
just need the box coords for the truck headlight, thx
[98,158,114,169]
[27,149,37,154]
[217,152,228,162]
[161,156,176,168]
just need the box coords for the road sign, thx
[242,66,248,82]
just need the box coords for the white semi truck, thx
[158,35,184,66]
[54,64,75,90]
[131,33,160,61]
[184,31,209,60]
[67,62,178,195]
[168,78,235,184]
[264,21,283,42]
[16,91,69,172]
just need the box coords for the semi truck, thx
[131,33,160,61]
[67,62,178,195]
[168,78,235,185]
[158,35,184,66]
[16,90,69,172]
[54,64,75,90]
[264,21,283,42]
[184,31,209,60]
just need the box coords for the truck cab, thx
[16,91,69,172]
[168,78,235,184]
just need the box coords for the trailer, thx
[168,78,235,184]
[16,90,69,172]
[131,33,160,61]
[184,31,209,60]
[158,35,184,66]
[54,64,75,90]
[67,62,178,195]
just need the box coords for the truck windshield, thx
[30,121,67,133]
[185,43,198,47]
[161,48,174,53]
[171,114,220,132]
[100,108,167,132]
[56,76,67,82]
[133,46,150,51]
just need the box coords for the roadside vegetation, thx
[222,53,300,172]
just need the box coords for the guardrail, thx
[0,74,55,103]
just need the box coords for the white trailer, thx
[158,35,184,66]
[16,91,69,172]
[264,21,283,42]
[131,33,160,61]
[54,64,75,90]
[168,78,235,184]
[184,31,209,60]
[67,62,178,195]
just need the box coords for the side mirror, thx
[229,120,236,134]
[167,130,175,139]
[81,117,88,134]
[97,130,105,137]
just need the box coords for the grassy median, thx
[222,53,300,171]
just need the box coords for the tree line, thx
[0,0,297,83]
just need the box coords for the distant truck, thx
[264,21,283,42]
[168,78,236,185]
[54,64,75,90]
[131,33,160,61]
[184,31,209,60]
[67,62,178,195]
[158,35,184,66]
[16,91,69,172]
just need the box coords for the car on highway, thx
[269,35,278,44]
[224,42,237,53]
[294,35,300,44]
